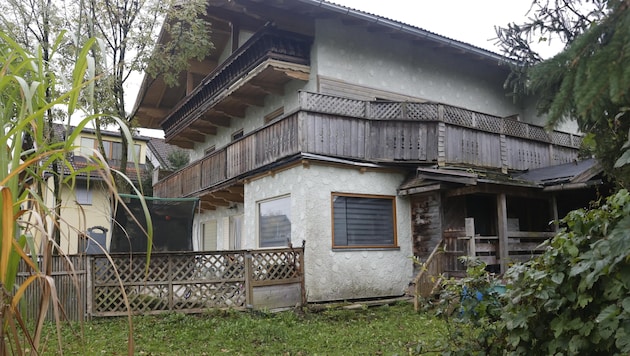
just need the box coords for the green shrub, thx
[425,259,508,355]
[503,189,630,355]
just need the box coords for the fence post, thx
[244,251,254,309]
[86,255,93,320]
[300,240,306,307]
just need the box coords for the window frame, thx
[331,192,398,249]
[76,184,93,205]
[258,195,291,248]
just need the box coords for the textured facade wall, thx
[312,18,577,133]
[244,163,413,302]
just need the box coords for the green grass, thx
[38,302,446,355]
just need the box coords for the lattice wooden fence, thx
[90,248,305,317]
[14,247,304,321]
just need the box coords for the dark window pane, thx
[333,195,395,247]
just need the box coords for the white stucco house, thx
[132,0,604,302]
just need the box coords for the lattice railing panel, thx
[304,93,365,117]
[443,106,473,127]
[529,126,550,142]
[550,131,580,148]
[251,250,301,281]
[93,285,170,313]
[475,113,502,133]
[171,282,245,309]
[370,102,402,119]
[407,103,438,121]
[503,119,528,138]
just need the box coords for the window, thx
[80,137,141,162]
[259,196,291,248]
[332,193,397,248]
[80,138,95,156]
[264,107,284,124]
[229,215,243,250]
[76,185,93,205]
[232,129,243,141]
[201,220,217,251]
[204,145,216,156]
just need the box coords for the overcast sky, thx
[330,0,561,57]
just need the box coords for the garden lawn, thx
[39,302,446,355]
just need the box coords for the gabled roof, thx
[133,0,511,130]
[147,138,190,170]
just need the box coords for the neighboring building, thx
[49,125,151,254]
[146,137,191,182]
[132,0,603,302]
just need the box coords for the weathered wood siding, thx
[444,127,502,168]
[155,92,582,199]
[411,192,442,260]
[369,121,431,161]
[201,150,227,188]
[302,113,366,159]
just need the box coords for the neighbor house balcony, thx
[161,28,312,147]
[154,92,582,204]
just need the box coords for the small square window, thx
[232,129,243,141]
[204,145,216,156]
[264,107,284,124]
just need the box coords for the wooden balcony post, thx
[465,218,476,257]
[497,193,509,273]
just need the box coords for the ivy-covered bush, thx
[422,259,508,355]
[503,189,630,355]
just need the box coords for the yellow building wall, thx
[58,181,112,254]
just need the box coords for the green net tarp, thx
[110,195,199,253]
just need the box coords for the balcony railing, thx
[154,92,582,198]
[161,28,312,140]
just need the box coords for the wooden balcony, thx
[154,92,582,202]
[161,28,312,146]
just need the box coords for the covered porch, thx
[401,160,605,303]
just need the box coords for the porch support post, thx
[551,194,560,232]
[497,193,509,274]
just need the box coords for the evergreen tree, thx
[496,0,630,186]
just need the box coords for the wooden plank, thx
[475,243,497,253]
[252,284,302,310]
[507,231,555,239]
[508,242,547,252]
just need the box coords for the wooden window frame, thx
[331,192,397,249]
[264,107,284,124]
